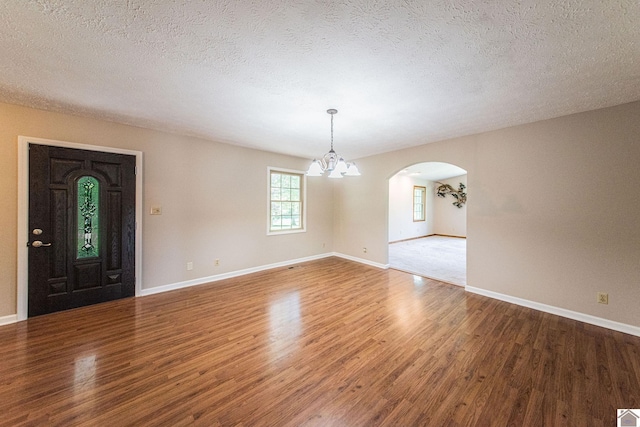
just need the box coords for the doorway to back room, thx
[388,162,467,286]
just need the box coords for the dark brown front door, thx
[28,144,136,317]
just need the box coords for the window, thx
[268,168,306,234]
[77,176,100,258]
[413,185,426,221]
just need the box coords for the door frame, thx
[17,136,143,321]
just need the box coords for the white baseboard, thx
[0,314,18,326]
[332,252,389,270]
[141,253,334,296]
[465,285,640,337]
[141,252,389,297]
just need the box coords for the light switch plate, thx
[150,206,162,215]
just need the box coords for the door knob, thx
[31,241,52,248]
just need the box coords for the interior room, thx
[388,162,467,285]
[0,1,639,425]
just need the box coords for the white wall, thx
[388,175,432,242]
[0,102,334,317]
[433,174,467,237]
[334,101,640,328]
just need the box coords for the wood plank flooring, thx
[1,257,639,426]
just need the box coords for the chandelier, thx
[306,109,361,178]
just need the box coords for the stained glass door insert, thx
[77,176,100,258]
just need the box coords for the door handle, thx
[31,241,52,248]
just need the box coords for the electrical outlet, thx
[186,262,193,271]
[363,247,367,253]
[215,259,219,266]
[597,292,608,304]
[150,206,162,215]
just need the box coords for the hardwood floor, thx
[1,257,639,426]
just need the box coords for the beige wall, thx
[2,101,639,329]
[335,101,640,327]
[0,102,334,317]
[388,175,432,242]
[433,174,467,237]
[388,170,467,242]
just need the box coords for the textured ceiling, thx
[1,1,639,160]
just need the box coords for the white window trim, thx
[413,185,426,222]
[267,167,307,235]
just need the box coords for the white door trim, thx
[17,136,143,321]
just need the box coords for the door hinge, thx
[135,166,138,175]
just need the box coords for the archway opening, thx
[388,162,467,286]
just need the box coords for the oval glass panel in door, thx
[77,176,100,258]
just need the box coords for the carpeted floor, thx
[388,235,466,286]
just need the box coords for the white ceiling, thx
[1,1,638,160]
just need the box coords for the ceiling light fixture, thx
[306,109,360,178]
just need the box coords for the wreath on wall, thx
[436,182,467,208]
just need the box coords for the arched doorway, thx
[388,162,467,285]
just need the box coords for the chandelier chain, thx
[330,112,334,151]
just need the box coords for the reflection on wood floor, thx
[1,257,638,426]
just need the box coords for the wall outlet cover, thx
[597,292,608,304]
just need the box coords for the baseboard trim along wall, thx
[465,285,640,338]
[389,234,466,244]
[332,252,389,270]
[141,253,337,296]
[142,252,389,297]
[388,234,434,244]
[0,314,18,326]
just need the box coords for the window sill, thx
[267,228,306,236]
